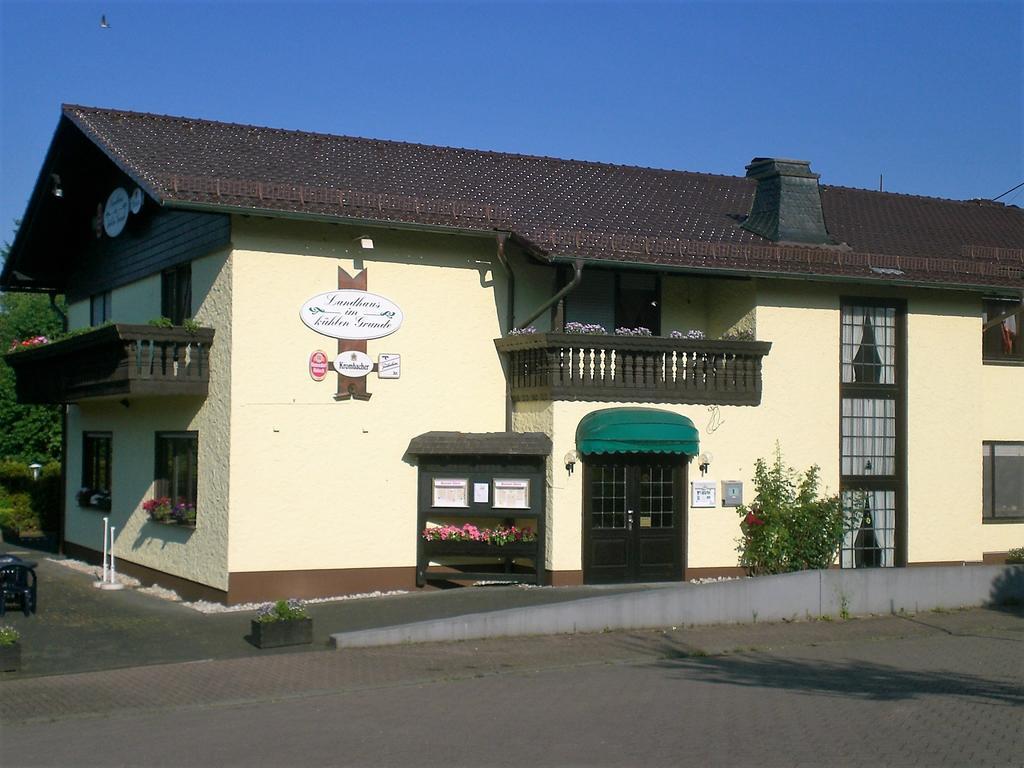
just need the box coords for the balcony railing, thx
[4,324,215,404]
[494,333,771,405]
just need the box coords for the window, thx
[90,291,111,326]
[983,442,1024,522]
[161,264,192,325]
[839,300,904,568]
[80,432,112,509]
[155,432,198,513]
[983,298,1023,363]
[564,270,660,334]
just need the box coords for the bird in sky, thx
[100,15,110,29]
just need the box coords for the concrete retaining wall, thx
[330,565,1024,648]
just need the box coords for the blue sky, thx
[1,1,1021,241]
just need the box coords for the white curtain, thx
[841,307,865,383]
[842,306,896,384]
[842,490,895,568]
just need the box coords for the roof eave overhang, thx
[546,253,1024,296]
[165,197,510,241]
[2,108,166,294]
[61,106,165,205]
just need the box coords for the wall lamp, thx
[698,452,713,477]
[354,235,374,249]
[50,174,64,198]
[564,450,580,476]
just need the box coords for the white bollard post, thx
[94,517,109,589]
[100,524,125,591]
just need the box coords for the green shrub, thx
[1006,547,1024,565]
[0,460,32,493]
[0,492,39,535]
[736,445,844,576]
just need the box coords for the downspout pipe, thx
[48,289,68,555]
[48,291,67,329]
[494,233,515,431]
[518,258,584,330]
[494,233,514,331]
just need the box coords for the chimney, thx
[741,158,829,244]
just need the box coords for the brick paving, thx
[1,542,1021,766]
[1,609,1021,767]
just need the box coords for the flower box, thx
[250,617,313,649]
[423,540,537,558]
[0,642,21,673]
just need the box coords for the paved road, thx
[2,608,1021,767]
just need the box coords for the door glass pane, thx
[591,465,626,529]
[640,465,673,528]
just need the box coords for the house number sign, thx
[299,290,404,341]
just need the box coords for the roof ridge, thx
[821,183,1023,209]
[61,103,751,184]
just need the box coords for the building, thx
[2,105,1022,603]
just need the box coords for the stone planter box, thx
[250,618,313,649]
[0,642,21,672]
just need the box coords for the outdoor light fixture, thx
[698,452,713,476]
[50,174,63,198]
[564,450,580,476]
[355,235,374,249]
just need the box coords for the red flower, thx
[744,512,765,527]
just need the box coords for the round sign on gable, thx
[103,187,130,238]
[334,350,374,378]
[300,290,404,341]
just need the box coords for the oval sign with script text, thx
[299,290,404,341]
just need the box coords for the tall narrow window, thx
[80,432,112,509]
[161,264,192,325]
[90,291,111,326]
[839,301,904,568]
[155,432,198,513]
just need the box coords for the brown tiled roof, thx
[62,105,1024,290]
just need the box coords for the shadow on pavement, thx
[650,652,1023,706]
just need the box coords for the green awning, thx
[575,408,699,456]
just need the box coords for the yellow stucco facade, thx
[59,216,1024,600]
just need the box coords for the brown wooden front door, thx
[583,456,684,583]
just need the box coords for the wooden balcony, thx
[4,324,215,404]
[494,333,771,406]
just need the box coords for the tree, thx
[0,225,65,463]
